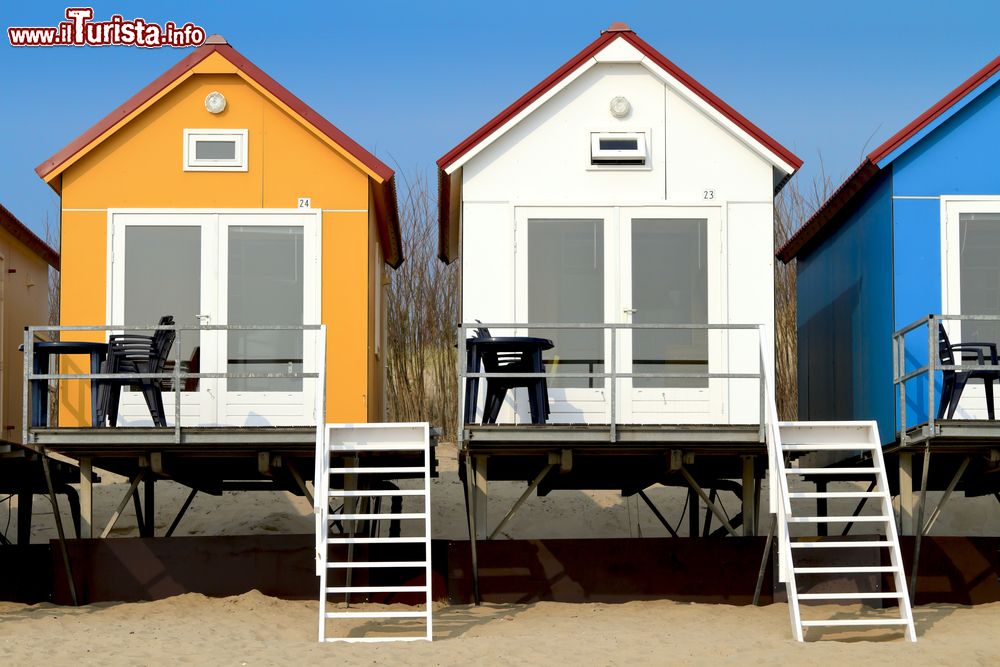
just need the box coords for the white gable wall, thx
[460,59,776,425]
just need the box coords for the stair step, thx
[326,561,427,569]
[786,515,891,523]
[336,513,427,521]
[794,566,900,574]
[798,592,904,600]
[782,443,878,451]
[326,537,427,545]
[325,585,428,594]
[787,491,883,499]
[324,611,428,619]
[330,443,427,452]
[329,489,426,497]
[787,468,879,475]
[790,541,891,549]
[800,619,910,628]
[329,466,428,474]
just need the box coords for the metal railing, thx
[23,323,326,444]
[456,322,769,443]
[893,314,1000,445]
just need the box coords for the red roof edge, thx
[35,44,218,180]
[372,176,403,268]
[775,159,879,263]
[620,31,802,171]
[437,29,802,173]
[36,43,395,184]
[868,54,1000,165]
[436,29,619,171]
[0,203,61,269]
[778,53,1000,263]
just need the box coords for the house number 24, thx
[703,189,715,200]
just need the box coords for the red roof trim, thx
[0,203,60,269]
[868,54,1000,165]
[35,39,401,266]
[437,29,802,172]
[775,160,879,263]
[36,42,394,183]
[777,53,1000,263]
[620,32,802,170]
[436,30,619,170]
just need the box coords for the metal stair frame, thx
[759,325,917,642]
[315,422,433,643]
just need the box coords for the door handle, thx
[196,314,211,324]
[623,308,637,315]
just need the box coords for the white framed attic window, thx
[183,129,248,171]
[590,131,648,168]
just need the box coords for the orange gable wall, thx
[57,54,373,424]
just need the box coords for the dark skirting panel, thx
[14,535,997,607]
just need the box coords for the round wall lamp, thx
[204,91,227,114]
[609,96,631,119]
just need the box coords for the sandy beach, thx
[2,442,1000,663]
[2,593,999,665]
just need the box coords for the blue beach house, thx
[778,54,1000,445]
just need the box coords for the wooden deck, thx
[25,425,436,540]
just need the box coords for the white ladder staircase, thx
[315,423,433,643]
[771,422,916,642]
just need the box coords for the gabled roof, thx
[777,53,1000,263]
[0,203,60,269]
[436,22,802,262]
[36,35,403,267]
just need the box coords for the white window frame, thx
[588,130,650,170]
[183,129,249,172]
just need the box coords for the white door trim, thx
[107,208,322,426]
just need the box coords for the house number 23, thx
[703,189,715,200]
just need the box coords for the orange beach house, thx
[35,35,401,428]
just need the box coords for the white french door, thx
[618,207,725,423]
[109,209,320,426]
[514,205,726,425]
[942,198,1000,418]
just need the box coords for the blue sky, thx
[2,1,999,242]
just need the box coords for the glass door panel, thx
[620,207,724,424]
[631,218,708,389]
[227,225,304,392]
[110,213,217,426]
[528,218,605,389]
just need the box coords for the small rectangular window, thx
[591,131,647,167]
[184,129,248,171]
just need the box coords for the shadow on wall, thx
[799,280,859,421]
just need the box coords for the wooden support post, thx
[17,486,33,545]
[687,487,699,537]
[41,453,78,606]
[79,457,94,539]
[145,474,155,537]
[816,480,828,537]
[742,456,755,537]
[899,451,914,536]
[681,467,739,537]
[473,455,488,540]
[462,454,481,606]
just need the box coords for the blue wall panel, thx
[892,80,1000,196]
[891,80,1000,430]
[892,198,942,431]
[797,172,895,443]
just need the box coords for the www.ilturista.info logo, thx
[8,7,207,48]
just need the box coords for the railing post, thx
[928,316,936,436]
[610,324,616,443]
[457,325,466,446]
[899,330,907,446]
[23,327,32,444]
[174,326,182,444]
[758,325,766,443]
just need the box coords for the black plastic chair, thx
[937,322,999,420]
[467,326,552,424]
[99,316,177,427]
